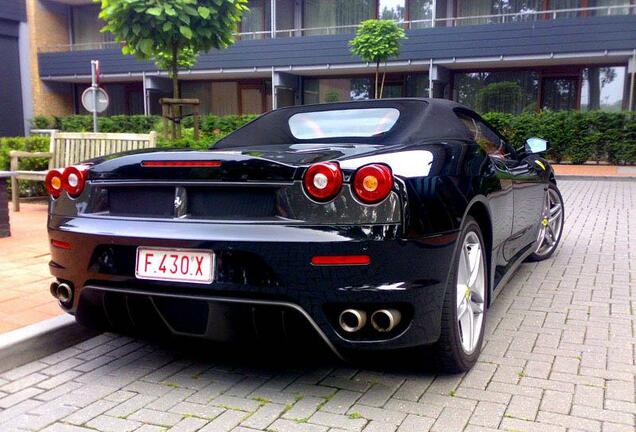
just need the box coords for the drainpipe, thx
[142,71,148,116]
[429,59,434,98]
[629,52,635,111]
[271,0,276,38]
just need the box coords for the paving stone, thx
[309,410,367,431]
[104,393,157,417]
[166,416,208,432]
[240,402,285,429]
[282,396,323,420]
[128,408,184,427]
[361,420,397,432]
[199,409,248,432]
[396,414,434,432]
[468,401,506,428]
[86,414,141,432]
[64,399,119,425]
[268,418,328,432]
[135,426,167,432]
[430,406,471,432]
[347,404,406,425]
[40,424,96,432]
[542,390,574,414]
[169,401,224,420]
[211,394,262,412]
[321,389,361,414]
[506,395,541,421]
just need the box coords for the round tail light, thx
[303,162,343,202]
[44,169,64,199]
[353,164,393,204]
[62,165,89,198]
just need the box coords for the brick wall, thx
[26,0,74,117]
[0,180,10,237]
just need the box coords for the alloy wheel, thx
[534,188,563,257]
[456,231,485,354]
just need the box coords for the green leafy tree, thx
[349,19,406,99]
[98,0,249,100]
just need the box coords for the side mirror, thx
[525,137,548,154]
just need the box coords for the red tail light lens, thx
[61,165,89,198]
[353,164,393,204]
[303,162,343,202]
[44,170,64,199]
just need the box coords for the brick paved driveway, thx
[0,180,633,432]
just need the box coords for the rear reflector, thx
[51,239,72,250]
[311,255,371,266]
[141,161,222,168]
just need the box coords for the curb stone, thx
[0,314,99,374]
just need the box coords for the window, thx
[72,5,114,48]
[455,110,506,156]
[302,0,376,35]
[549,0,632,17]
[580,66,626,111]
[453,71,539,114]
[240,0,271,39]
[303,74,428,104]
[379,0,405,20]
[541,77,579,111]
[288,108,400,139]
[407,0,433,28]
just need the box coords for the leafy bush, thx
[27,111,635,164]
[30,115,161,133]
[483,110,636,164]
[0,136,50,197]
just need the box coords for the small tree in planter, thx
[349,20,406,99]
[99,0,248,138]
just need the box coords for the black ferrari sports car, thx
[46,98,564,371]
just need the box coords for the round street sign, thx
[81,86,109,113]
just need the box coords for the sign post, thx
[82,60,109,131]
[91,60,99,132]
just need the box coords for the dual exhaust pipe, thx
[51,282,73,307]
[338,308,401,333]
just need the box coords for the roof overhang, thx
[40,50,634,83]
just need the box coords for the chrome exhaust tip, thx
[371,309,401,333]
[338,309,367,333]
[56,283,73,305]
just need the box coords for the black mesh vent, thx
[108,187,174,217]
[188,186,277,219]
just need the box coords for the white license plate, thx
[135,247,214,284]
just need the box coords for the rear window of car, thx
[288,108,400,140]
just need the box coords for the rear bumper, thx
[48,215,459,356]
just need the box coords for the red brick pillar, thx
[0,177,10,237]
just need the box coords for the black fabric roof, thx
[214,98,474,149]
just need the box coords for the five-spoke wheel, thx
[456,231,486,355]
[528,184,564,261]
[434,216,487,372]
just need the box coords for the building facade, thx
[0,0,30,136]
[13,1,636,126]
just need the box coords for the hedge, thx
[0,136,50,197]
[27,111,636,164]
[483,111,636,164]
[31,113,257,136]
[32,115,160,134]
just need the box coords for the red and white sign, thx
[135,247,214,284]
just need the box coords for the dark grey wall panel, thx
[0,34,24,136]
[39,15,636,78]
[0,0,26,22]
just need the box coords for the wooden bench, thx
[10,131,157,211]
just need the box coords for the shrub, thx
[0,136,50,197]
[30,115,161,133]
[483,110,635,164]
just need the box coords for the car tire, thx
[526,184,564,262]
[433,216,488,373]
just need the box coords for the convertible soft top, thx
[214,98,474,149]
